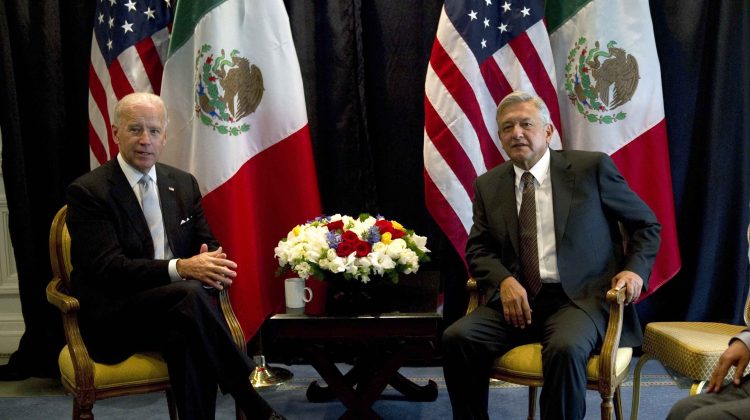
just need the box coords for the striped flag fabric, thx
[159,0,322,339]
[88,0,174,169]
[547,0,680,297]
[424,0,560,265]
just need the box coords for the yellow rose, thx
[381,232,393,244]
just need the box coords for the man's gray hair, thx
[496,91,552,126]
[113,92,169,128]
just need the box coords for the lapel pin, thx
[168,186,175,191]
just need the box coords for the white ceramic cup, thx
[284,277,313,308]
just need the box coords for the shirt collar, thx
[117,154,157,188]
[513,147,551,187]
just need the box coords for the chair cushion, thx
[643,322,748,381]
[492,343,633,380]
[58,345,170,390]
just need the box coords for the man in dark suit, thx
[667,328,750,419]
[66,92,283,420]
[442,91,661,420]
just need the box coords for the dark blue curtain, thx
[0,0,747,377]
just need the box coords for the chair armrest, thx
[465,278,479,315]
[46,277,95,390]
[46,277,80,313]
[598,286,626,394]
[218,289,247,353]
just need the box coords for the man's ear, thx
[111,124,120,145]
[545,123,554,143]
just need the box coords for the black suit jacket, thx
[66,159,219,321]
[465,149,661,346]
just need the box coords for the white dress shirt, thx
[116,154,182,281]
[512,148,560,283]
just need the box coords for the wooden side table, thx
[265,312,441,419]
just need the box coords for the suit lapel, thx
[498,164,520,255]
[550,151,574,244]
[107,162,152,246]
[156,164,179,250]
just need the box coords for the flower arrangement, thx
[274,214,430,284]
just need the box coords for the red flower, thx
[336,241,355,257]
[327,220,344,232]
[376,219,405,239]
[582,67,588,74]
[354,241,371,258]
[341,230,359,243]
[206,56,213,64]
[209,76,217,82]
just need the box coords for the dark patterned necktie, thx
[519,172,542,298]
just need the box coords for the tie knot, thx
[139,174,153,188]
[521,172,535,190]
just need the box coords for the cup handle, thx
[303,287,313,302]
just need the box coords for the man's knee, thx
[442,321,466,351]
[543,333,593,361]
[669,402,723,420]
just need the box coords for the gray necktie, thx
[138,174,165,259]
[519,171,542,298]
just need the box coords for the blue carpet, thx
[0,357,687,419]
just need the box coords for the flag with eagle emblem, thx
[548,0,680,298]
[159,0,322,339]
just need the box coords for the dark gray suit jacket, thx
[465,149,661,346]
[66,159,219,321]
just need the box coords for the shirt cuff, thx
[733,330,750,350]
[168,259,184,282]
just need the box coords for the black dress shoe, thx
[0,363,30,381]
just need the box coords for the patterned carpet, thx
[0,357,689,419]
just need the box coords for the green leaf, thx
[200,114,212,125]
[602,116,613,124]
[577,102,585,114]
[217,125,228,134]
[587,114,599,123]
[616,112,627,120]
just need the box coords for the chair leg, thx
[600,389,614,420]
[614,386,623,420]
[74,399,93,420]
[629,353,652,420]
[165,389,178,420]
[528,386,537,420]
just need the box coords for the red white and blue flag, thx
[88,0,174,168]
[424,0,561,264]
[425,0,680,297]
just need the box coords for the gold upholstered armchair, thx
[465,278,632,420]
[46,205,248,420]
[629,224,750,420]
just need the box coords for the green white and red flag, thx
[160,0,321,338]
[548,0,680,297]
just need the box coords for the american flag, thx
[88,0,174,168]
[424,0,561,262]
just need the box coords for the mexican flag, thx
[547,0,680,298]
[160,0,321,339]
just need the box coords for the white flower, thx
[411,234,429,253]
[275,214,430,284]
